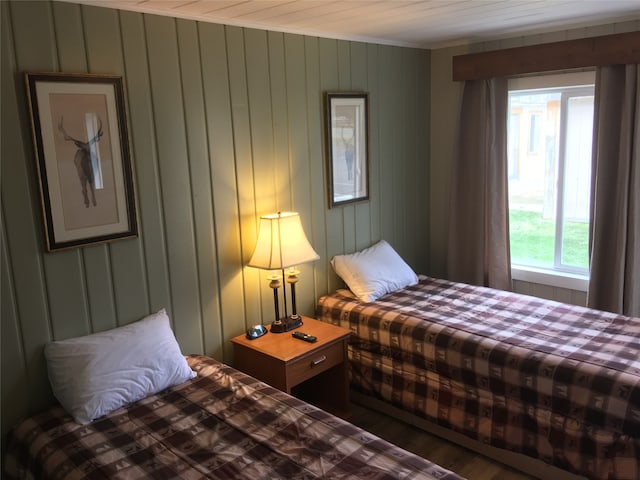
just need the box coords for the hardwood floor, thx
[349,402,536,480]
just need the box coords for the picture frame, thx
[25,72,137,252]
[325,92,369,207]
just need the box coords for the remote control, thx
[292,331,317,343]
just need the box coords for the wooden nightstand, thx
[231,316,352,417]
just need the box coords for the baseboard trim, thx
[351,391,586,480]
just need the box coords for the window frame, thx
[507,71,595,289]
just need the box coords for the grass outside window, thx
[509,210,589,270]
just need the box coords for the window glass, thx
[507,73,594,276]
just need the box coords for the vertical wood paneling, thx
[10,1,57,71]
[20,1,94,343]
[119,10,171,317]
[405,48,431,271]
[0,219,32,440]
[1,220,30,426]
[350,42,372,252]
[266,31,289,214]
[44,253,90,339]
[407,48,421,265]
[82,5,123,73]
[51,2,86,71]
[84,5,149,327]
[245,28,275,211]
[4,1,57,419]
[246,28,278,326]
[319,37,344,294]
[394,49,409,254]
[83,248,117,332]
[304,36,329,302]
[198,21,242,359]
[176,18,219,353]
[2,0,430,444]
[285,33,316,317]
[337,41,356,254]
[417,49,431,273]
[378,45,396,245]
[145,14,202,352]
[226,26,261,331]
[40,3,91,340]
[367,43,381,244]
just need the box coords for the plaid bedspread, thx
[316,276,640,480]
[4,355,463,480]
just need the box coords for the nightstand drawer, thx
[286,340,344,386]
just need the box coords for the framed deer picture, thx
[25,72,137,252]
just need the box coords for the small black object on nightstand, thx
[292,331,317,343]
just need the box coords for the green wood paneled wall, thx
[0,0,430,442]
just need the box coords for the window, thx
[507,72,595,283]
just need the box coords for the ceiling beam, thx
[452,31,640,81]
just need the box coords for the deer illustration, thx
[58,116,103,208]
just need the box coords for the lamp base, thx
[270,314,303,333]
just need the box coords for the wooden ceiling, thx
[61,0,640,49]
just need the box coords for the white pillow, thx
[331,240,418,302]
[44,309,196,424]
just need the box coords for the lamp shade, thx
[248,212,319,270]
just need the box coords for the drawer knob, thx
[311,355,327,367]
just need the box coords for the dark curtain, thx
[588,64,640,316]
[447,78,512,290]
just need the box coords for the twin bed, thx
[316,241,640,480]
[5,355,463,480]
[4,309,463,480]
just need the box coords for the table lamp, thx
[248,212,319,332]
